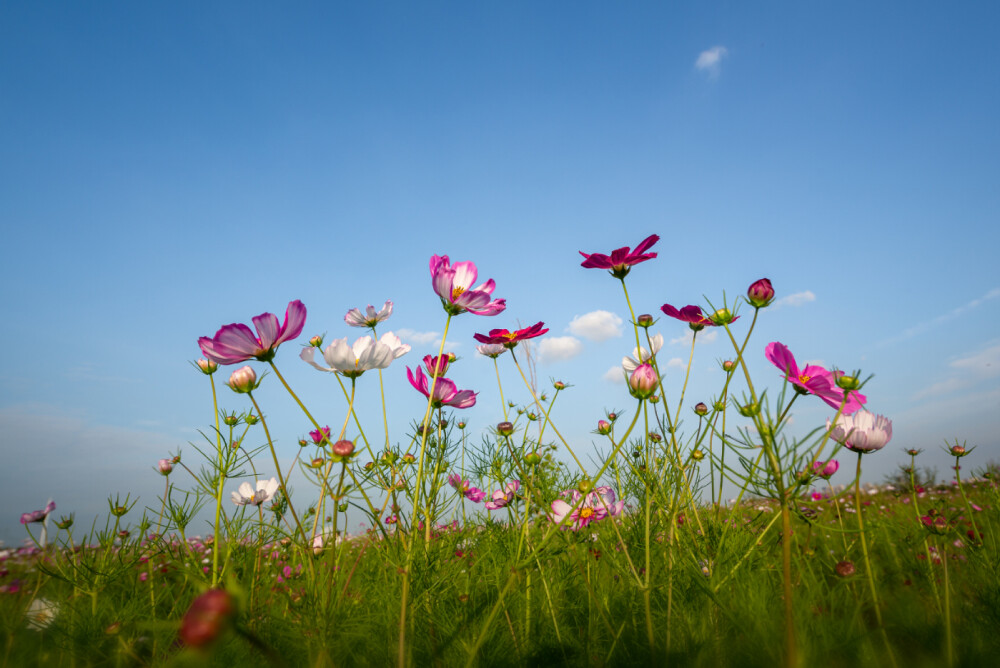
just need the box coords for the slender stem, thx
[248,392,308,545]
[209,374,223,587]
[493,357,509,422]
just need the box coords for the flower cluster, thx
[550,486,624,531]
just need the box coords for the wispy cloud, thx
[695,46,728,77]
[396,328,458,350]
[568,311,623,342]
[665,358,686,370]
[950,342,1000,377]
[537,336,584,363]
[912,378,968,402]
[880,288,1000,346]
[669,329,718,346]
[910,342,1000,401]
[772,291,816,309]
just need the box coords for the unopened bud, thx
[402,453,415,464]
[196,359,219,375]
[597,420,612,436]
[737,402,760,417]
[244,414,259,425]
[309,335,323,348]
[157,458,173,476]
[524,452,542,466]
[835,374,861,391]
[694,402,708,416]
[950,445,967,457]
[628,364,659,400]
[648,432,662,443]
[223,414,240,427]
[746,278,774,309]
[636,314,654,328]
[577,479,594,494]
[649,394,660,404]
[457,421,466,430]
[332,440,355,458]
[553,380,567,390]
[179,589,235,648]
[310,457,325,468]
[722,360,735,373]
[497,421,515,437]
[691,449,705,461]
[710,309,735,326]
[834,561,855,578]
[227,366,257,394]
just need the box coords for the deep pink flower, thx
[660,303,733,331]
[579,234,659,279]
[765,342,866,414]
[448,473,486,503]
[406,366,476,409]
[473,322,549,349]
[812,460,839,479]
[310,426,331,445]
[423,353,453,378]
[20,501,56,525]
[430,255,506,316]
[199,300,306,365]
[747,278,775,308]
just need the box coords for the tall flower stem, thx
[907,457,942,608]
[619,278,642,352]
[208,373,224,587]
[954,456,982,544]
[248,392,308,546]
[854,451,898,668]
[493,357,509,422]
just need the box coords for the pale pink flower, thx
[484,481,520,510]
[301,333,409,378]
[344,300,393,328]
[231,478,280,506]
[828,411,892,453]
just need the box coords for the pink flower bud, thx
[332,440,355,458]
[694,402,708,416]
[628,363,659,400]
[746,278,774,308]
[597,420,612,436]
[227,366,257,394]
[157,459,173,476]
[179,589,235,648]
[722,360,735,372]
[813,459,839,479]
[196,358,219,375]
[423,354,452,378]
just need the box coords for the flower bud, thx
[906,449,922,456]
[244,414,259,425]
[597,420,612,436]
[607,412,618,421]
[722,360,735,373]
[298,439,309,448]
[649,394,660,404]
[524,452,542,466]
[496,421,515,437]
[691,449,705,461]
[835,374,861,391]
[636,314,654,328]
[834,561,855,578]
[227,366,257,394]
[950,444,967,457]
[310,457,325,469]
[713,400,726,412]
[223,414,240,427]
[648,432,662,443]
[526,412,538,422]
[746,278,774,309]
[628,364,659,400]
[196,359,219,375]
[737,402,759,417]
[157,458,173,476]
[694,402,708,416]
[710,309,735,326]
[553,380,567,390]
[423,354,452,378]
[577,479,594,494]
[179,589,235,648]
[332,440,355,458]
[55,515,74,530]
[457,421,466,430]
[813,460,839,479]
[402,453,415,464]
[309,335,323,348]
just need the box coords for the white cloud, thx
[773,291,816,309]
[537,336,584,363]
[568,311,623,342]
[912,378,968,402]
[669,329,718,346]
[880,287,1000,346]
[603,366,626,384]
[396,328,440,345]
[695,46,728,77]
[666,358,686,370]
[950,343,1000,378]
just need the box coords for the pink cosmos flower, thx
[812,460,839,479]
[423,353,453,378]
[579,234,660,279]
[20,501,56,525]
[430,255,506,316]
[765,342,866,414]
[406,366,476,409]
[448,473,486,503]
[476,343,507,358]
[551,486,625,530]
[827,412,893,454]
[310,426,331,445]
[628,363,659,400]
[199,300,306,365]
[660,303,730,331]
[473,322,549,349]
[344,300,393,328]
[484,481,520,510]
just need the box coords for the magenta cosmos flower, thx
[660,303,733,331]
[473,322,549,349]
[447,474,486,503]
[21,501,56,525]
[579,234,659,279]
[199,300,306,365]
[765,342,866,414]
[406,366,477,409]
[430,255,506,316]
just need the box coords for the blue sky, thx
[2,2,998,544]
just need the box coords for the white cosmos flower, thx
[231,477,280,506]
[477,343,507,359]
[25,598,59,630]
[344,300,393,328]
[300,333,409,378]
[622,333,663,373]
[827,411,893,453]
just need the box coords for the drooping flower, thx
[476,343,508,358]
[765,342,866,414]
[622,333,663,373]
[231,478,280,506]
[344,300,393,328]
[484,481,520,510]
[199,300,306,365]
[827,412,892,454]
[473,322,548,349]
[660,303,730,331]
[430,255,506,316]
[406,366,476,409]
[301,333,410,378]
[579,234,660,279]
[20,501,56,525]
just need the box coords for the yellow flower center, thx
[798,374,811,383]
[579,507,594,520]
[452,286,466,300]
